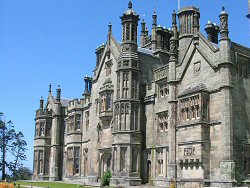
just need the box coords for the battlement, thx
[68,97,91,111]
[178,6,199,14]
[154,64,169,82]
[36,109,52,118]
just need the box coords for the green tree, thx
[9,131,27,180]
[101,170,112,186]
[0,112,27,180]
[13,167,32,180]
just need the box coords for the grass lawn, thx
[15,181,94,188]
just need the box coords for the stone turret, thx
[40,97,44,109]
[140,19,147,47]
[56,85,61,103]
[178,6,200,62]
[83,76,92,98]
[120,0,140,55]
[151,10,157,51]
[217,7,236,188]
[111,1,142,186]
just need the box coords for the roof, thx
[178,83,209,98]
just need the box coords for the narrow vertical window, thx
[39,122,45,136]
[132,74,138,99]
[75,114,81,130]
[67,148,73,176]
[85,111,89,131]
[107,93,112,110]
[38,150,44,174]
[74,147,80,175]
[126,23,130,40]
[131,149,137,172]
[158,159,163,176]
[120,147,127,171]
[131,24,135,41]
[117,73,120,99]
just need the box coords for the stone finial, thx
[152,9,157,27]
[56,85,61,102]
[193,12,200,34]
[128,0,132,9]
[40,96,44,109]
[219,6,229,39]
[141,19,146,34]
[170,36,177,60]
[172,10,177,26]
[108,22,112,35]
[48,83,52,94]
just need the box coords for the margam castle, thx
[33,1,250,187]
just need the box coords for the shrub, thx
[101,170,112,186]
[0,182,14,188]
[169,180,176,188]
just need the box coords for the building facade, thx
[33,2,250,187]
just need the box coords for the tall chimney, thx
[205,21,220,44]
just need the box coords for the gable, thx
[177,49,220,95]
[93,36,120,83]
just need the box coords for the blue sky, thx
[0,0,249,171]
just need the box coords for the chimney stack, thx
[205,21,220,44]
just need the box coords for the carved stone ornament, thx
[194,61,201,74]
[170,40,176,53]
[184,147,195,156]
[124,44,130,51]
[172,11,176,25]
[220,17,228,30]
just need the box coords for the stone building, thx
[33,1,250,187]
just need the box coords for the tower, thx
[49,85,63,181]
[178,7,200,62]
[110,1,142,186]
[216,7,236,188]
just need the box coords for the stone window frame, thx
[131,73,138,99]
[157,111,168,132]
[244,144,250,174]
[180,94,201,122]
[235,52,249,79]
[67,113,82,133]
[100,91,113,113]
[120,147,127,172]
[39,122,45,136]
[237,61,248,78]
[131,147,138,172]
[85,111,89,131]
[35,122,39,137]
[67,147,74,176]
[75,114,81,131]
[83,149,89,176]
[34,150,38,175]
[122,72,129,98]
[156,78,169,99]
[38,150,44,175]
[105,60,113,77]
[156,149,164,176]
[117,73,121,99]
[74,147,80,175]
[67,115,75,133]
[45,121,52,136]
